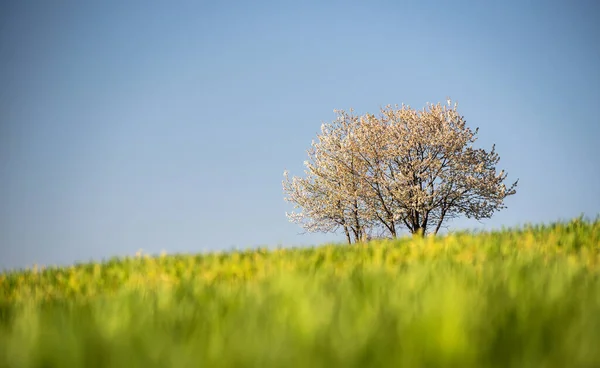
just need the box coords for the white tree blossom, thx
[283,100,518,241]
[283,109,374,243]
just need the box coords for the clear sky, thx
[1,0,599,271]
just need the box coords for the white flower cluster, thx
[283,100,518,243]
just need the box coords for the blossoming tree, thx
[283,100,518,242]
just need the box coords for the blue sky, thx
[1,0,599,270]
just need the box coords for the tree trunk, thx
[389,224,397,238]
[343,225,351,244]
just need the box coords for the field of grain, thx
[1,217,599,367]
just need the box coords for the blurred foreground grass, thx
[1,217,599,367]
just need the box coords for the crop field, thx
[1,217,599,367]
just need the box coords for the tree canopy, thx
[283,100,518,243]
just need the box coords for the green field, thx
[1,217,599,367]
